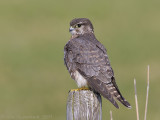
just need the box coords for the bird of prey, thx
[64,18,131,109]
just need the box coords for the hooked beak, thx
[69,26,74,32]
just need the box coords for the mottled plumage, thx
[64,18,131,109]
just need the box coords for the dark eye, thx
[77,24,81,27]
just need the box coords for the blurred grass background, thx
[0,0,159,120]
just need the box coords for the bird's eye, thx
[77,24,81,27]
[74,24,81,28]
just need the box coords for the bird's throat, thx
[71,34,78,39]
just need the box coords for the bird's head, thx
[69,18,94,36]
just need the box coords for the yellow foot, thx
[70,87,89,92]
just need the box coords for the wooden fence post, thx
[67,89,102,120]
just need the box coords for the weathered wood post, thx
[67,89,102,120]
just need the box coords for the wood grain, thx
[67,90,102,120]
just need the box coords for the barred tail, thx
[111,78,132,108]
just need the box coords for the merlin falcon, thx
[64,18,131,109]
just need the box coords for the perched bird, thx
[64,18,131,109]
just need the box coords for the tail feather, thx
[111,77,132,108]
[116,94,131,108]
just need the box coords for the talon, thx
[70,87,89,92]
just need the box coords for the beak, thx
[69,26,74,32]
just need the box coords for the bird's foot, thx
[70,87,89,92]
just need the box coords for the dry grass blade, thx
[110,110,113,120]
[144,65,150,120]
[134,78,139,120]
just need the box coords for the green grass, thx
[0,0,159,120]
